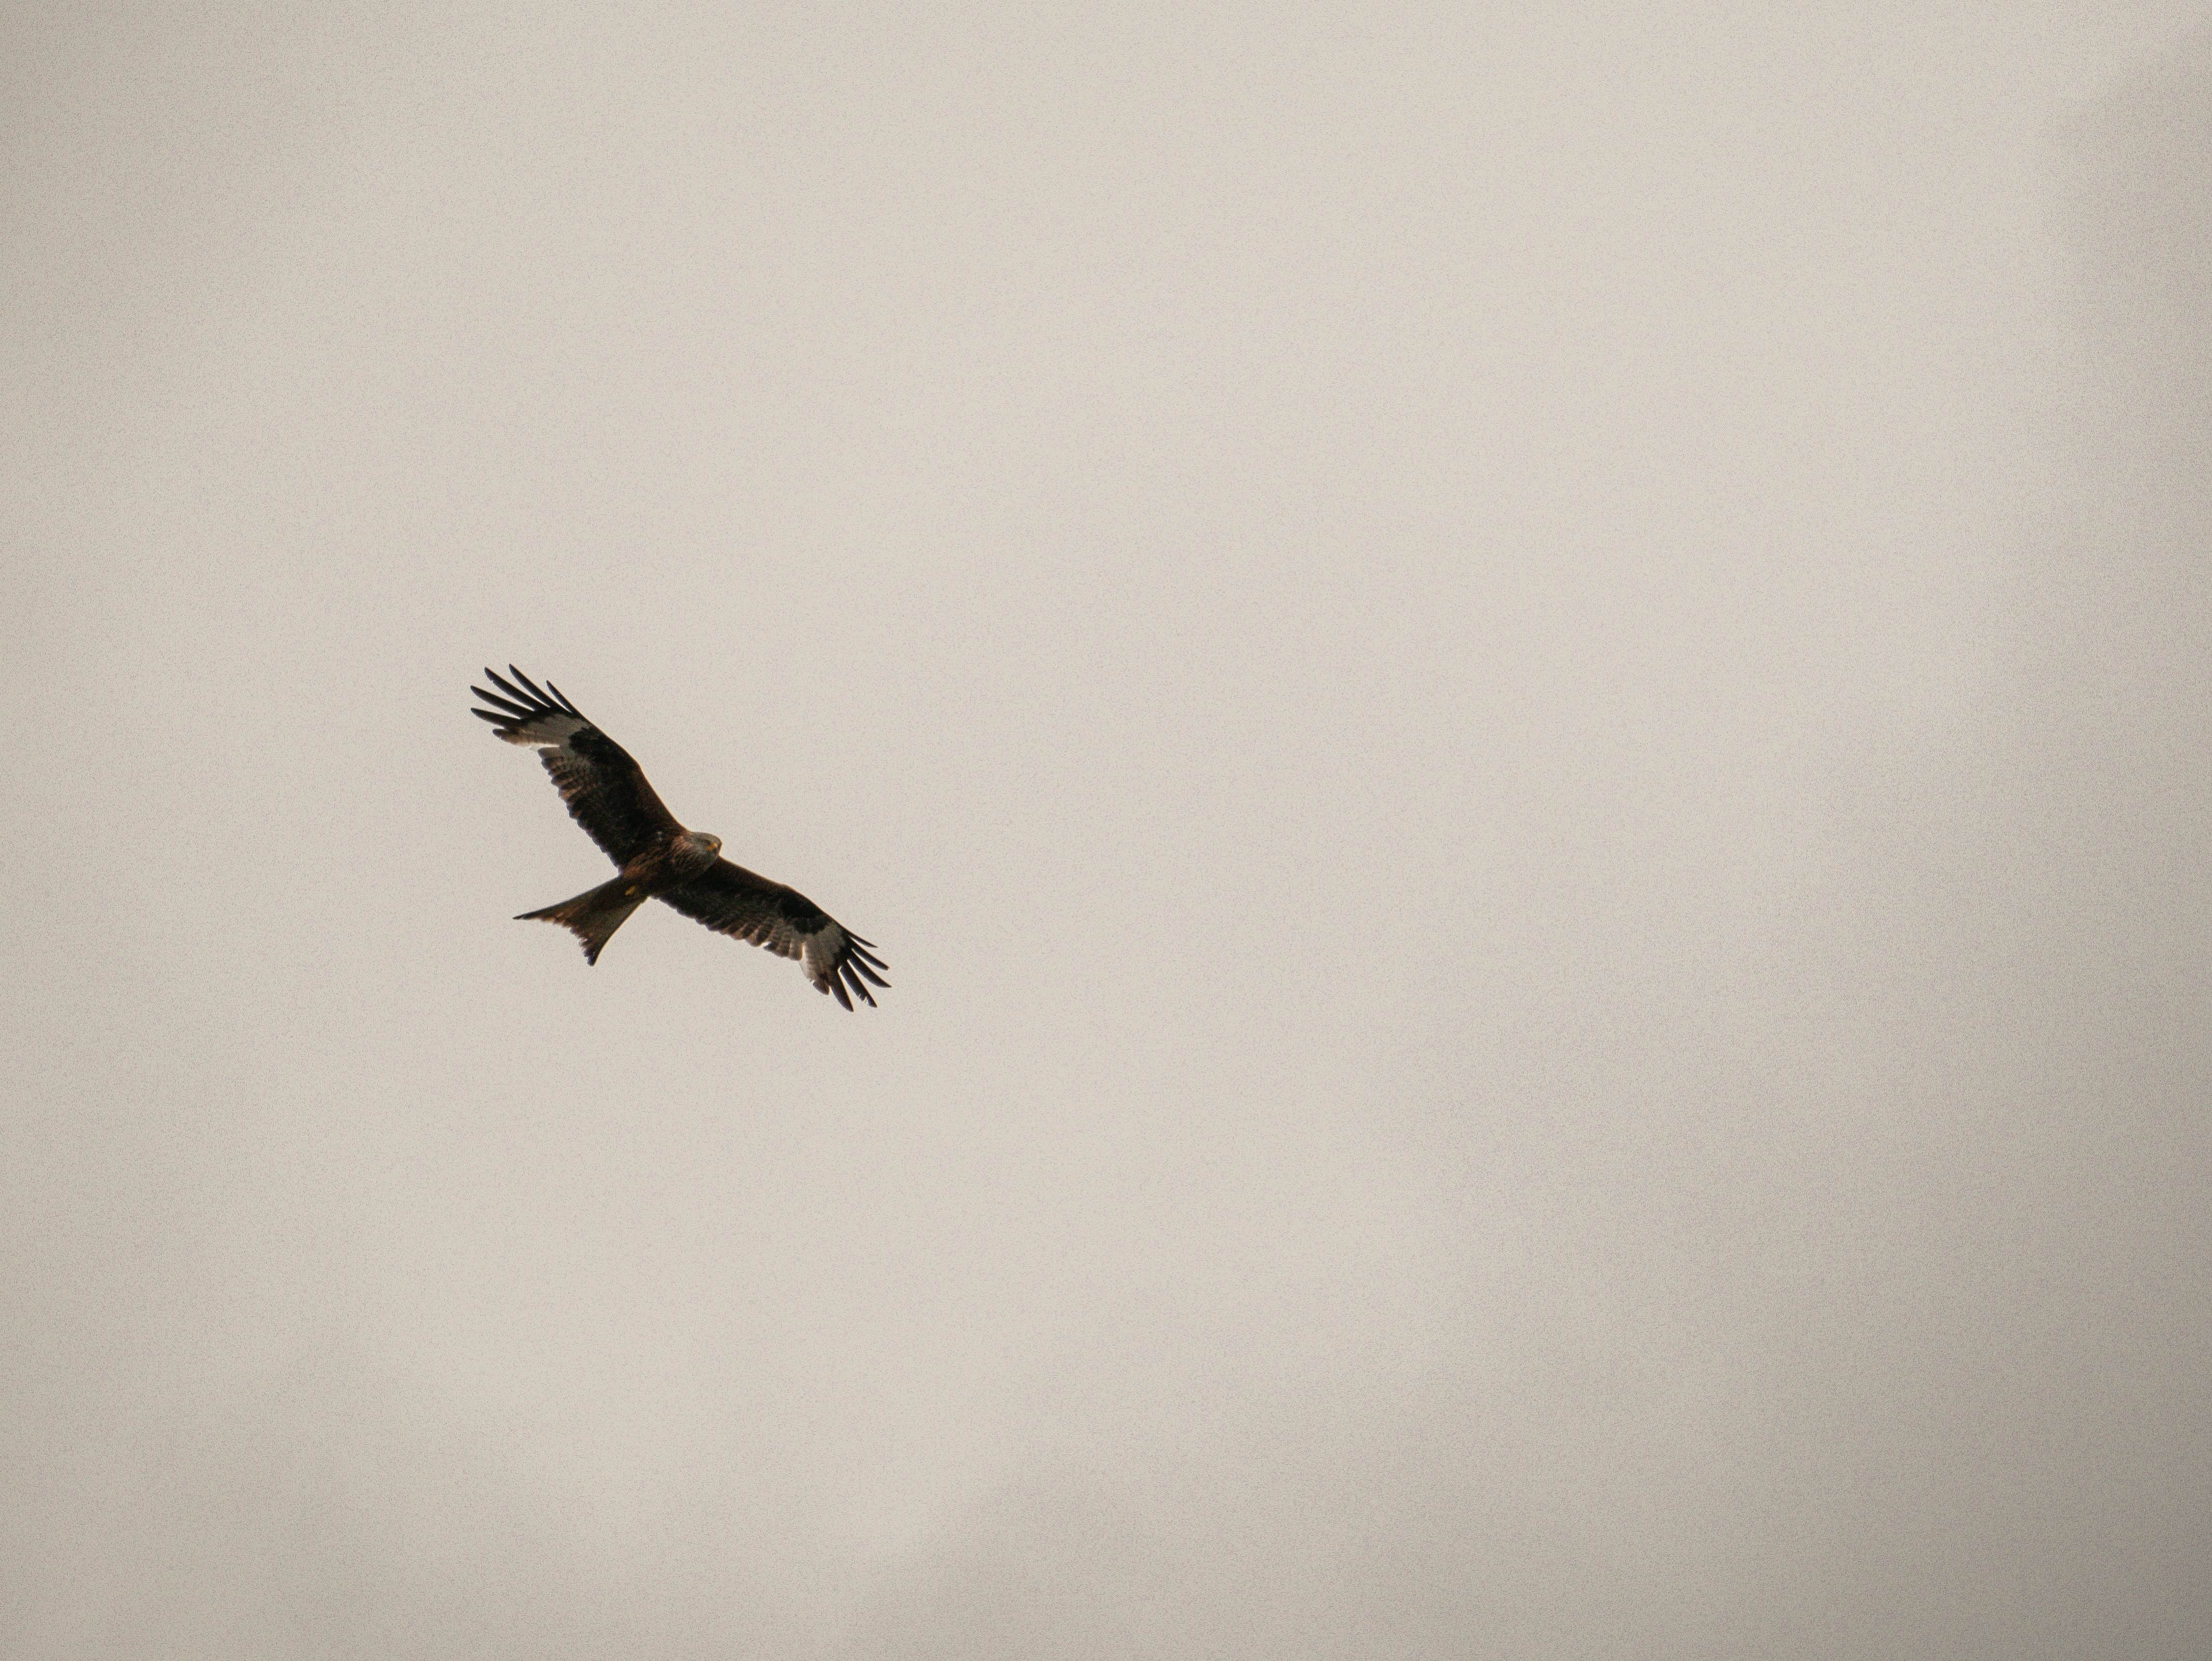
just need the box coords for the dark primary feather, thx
[659,859,891,1010]
[471,666,682,865]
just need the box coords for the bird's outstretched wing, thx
[658,859,890,1010]
[471,666,683,865]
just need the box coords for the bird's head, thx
[672,829,724,875]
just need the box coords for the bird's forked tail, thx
[516,876,647,964]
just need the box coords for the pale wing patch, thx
[496,711,589,750]
[800,926,846,985]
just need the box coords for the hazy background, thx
[6,3,2209,1655]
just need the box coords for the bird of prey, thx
[471,666,888,1009]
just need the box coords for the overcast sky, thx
[6,4,2209,1657]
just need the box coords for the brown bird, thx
[471,667,888,1009]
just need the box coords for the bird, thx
[470,666,889,1009]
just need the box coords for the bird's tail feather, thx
[517,876,646,965]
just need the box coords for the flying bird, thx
[471,666,889,1009]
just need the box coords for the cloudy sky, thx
[7,3,2209,1656]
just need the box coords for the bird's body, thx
[471,667,888,1008]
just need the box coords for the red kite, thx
[471,667,888,1009]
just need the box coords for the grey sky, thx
[6,4,2209,1656]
